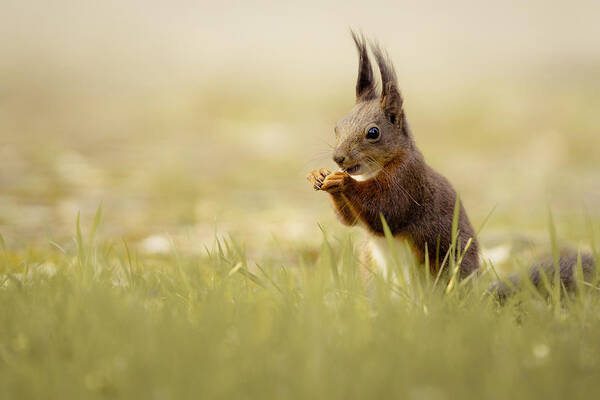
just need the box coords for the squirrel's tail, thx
[489,252,597,301]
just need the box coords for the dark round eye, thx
[366,126,380,140]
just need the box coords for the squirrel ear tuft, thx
[370,41,403,127]
[351,30,376,102]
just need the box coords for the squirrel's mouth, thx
[343,164,361,174]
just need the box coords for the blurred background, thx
[1,0,599,269]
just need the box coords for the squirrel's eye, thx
[366,126,380,141]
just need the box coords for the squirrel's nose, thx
[333,154,345,166]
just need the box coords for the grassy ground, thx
[2,2,600,398]
[1,211,599,400]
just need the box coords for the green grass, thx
[2,3,600,397]
[2,27,600,399]
[1,211,599,400]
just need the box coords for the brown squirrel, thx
[307,32,596,293]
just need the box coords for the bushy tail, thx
[489,252,597,301]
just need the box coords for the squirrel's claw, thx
[307,168,332,191]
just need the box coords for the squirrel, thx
[307,32,596,294]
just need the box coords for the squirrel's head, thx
[333,32,413,179]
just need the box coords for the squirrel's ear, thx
[380,82,403,126]
[351,31,376,102]
[370,41,403,127]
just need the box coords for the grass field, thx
[2,1,600,399]
[1,209,599,399]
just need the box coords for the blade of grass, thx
[548,208,561,314]
[0,233,8,273]
[318,223,340,287]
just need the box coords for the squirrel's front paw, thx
[320,171,352,194]
[306,168,332,191]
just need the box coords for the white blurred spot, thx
[533,343,550,359]
[481,245,510,265]
[140,235,171,254]
[37,262,57,277]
